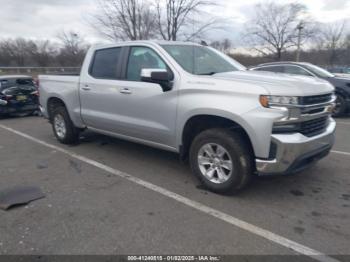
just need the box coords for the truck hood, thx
[213,70,334,96]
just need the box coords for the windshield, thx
[161,45,245,75]
[304,64,334,78]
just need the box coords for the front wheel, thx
[189,128,254,194]
[52,106,79,144]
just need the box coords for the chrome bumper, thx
[256,119,336,175]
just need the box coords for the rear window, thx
[16,78,34,85]
[0,78,34,91]
[90,47,122,79]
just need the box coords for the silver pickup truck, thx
[39,41,336,194]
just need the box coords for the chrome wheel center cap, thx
[213,158,220,166]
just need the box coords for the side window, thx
[90,47,121,79]
[265,66,283,73]
[255,66,283,73]
[126,47,167,81]
[283,66,312,76]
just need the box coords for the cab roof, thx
[91,40,201,50]
[255,61,313,67]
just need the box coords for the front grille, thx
[300,93,333,105]
[300,116,329,137]
[301,107,324,114]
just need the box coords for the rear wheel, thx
[52,106,79,144]
[333,94,346,117]
[189,128,253,194]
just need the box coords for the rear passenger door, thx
[79,46,126,132]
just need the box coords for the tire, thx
[333,94,346,117]
[51,106,79,144]
[189,128,254,194]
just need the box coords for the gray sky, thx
[0,0,349,44]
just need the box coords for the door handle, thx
[82,85,91,91]
[120,88,132,94]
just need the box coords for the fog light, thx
[0,99,7,106]
[326,104,335,113]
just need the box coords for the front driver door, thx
[110,46,178,148]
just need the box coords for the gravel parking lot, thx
[0,116,349,261]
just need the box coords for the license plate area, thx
[16,95,27,101]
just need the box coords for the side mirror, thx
[141,68,174,92]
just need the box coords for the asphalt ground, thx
[0,116,349,261]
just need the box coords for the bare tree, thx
[0,38,36,66]
[244,2,315,60]
[210,38,232,53]
[0,41,13,66]
[56,31,88,66]
[222,38,232,53]
[345,33,350,65]
[316,21,347,66]
[155,0,220,41]
[91,0,157,41]
[32,40,57,67]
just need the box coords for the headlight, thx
[260,95,299,108]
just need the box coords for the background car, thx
[327,67,350,78]
[249,62,350,117]
[0,75,39,117]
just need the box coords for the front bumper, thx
[256,119,336,175]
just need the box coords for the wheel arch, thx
[179,113,256,161]
[47,97,67,122]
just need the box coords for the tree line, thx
[0,31,87,67]
[0,0,349,68]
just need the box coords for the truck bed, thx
[38,74,81,125]
[39,75,80,83]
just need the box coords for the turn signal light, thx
[259,95,269,108]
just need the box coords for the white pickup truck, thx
[39,41,336,194]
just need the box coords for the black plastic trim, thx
[258,145,331,176]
